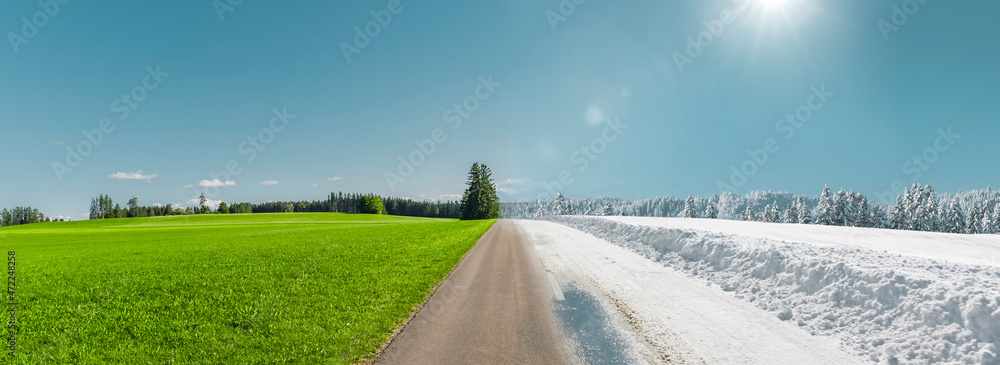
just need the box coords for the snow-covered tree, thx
[602,202,613,216]
[991,203,1000,235]
[832,188,849,226]
[762,202,780,223]
[552,191,566,215]
[796,197,812,224]
[944,199,965,234]
[683,195,697,218]
[967,202,981,234]
[741,205,755,221]
[705,201,718,219]
[534,201,546,217]
[981,206,995,234]
[889,194,905,230]
[816,185,835,225]
[855,195,871,228]
[783,205,798,224]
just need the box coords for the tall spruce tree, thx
[816,185,835,225]
[460,163,500,220]
[705,201,718,219]
[683,195,697,218]
[797,197,812,224]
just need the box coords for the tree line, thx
[87,192,464,220]
[1,206,59,227]
[513,183,1000,235]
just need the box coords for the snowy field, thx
[528,217,1000,364]
[601,217,1000,267]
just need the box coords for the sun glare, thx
[759,0,790,9]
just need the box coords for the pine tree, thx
[552,191,566,215]
[889,194,905,230]
[992,203,1000,235]
[981,205,995,234]
[460,162,501,220]
[832,188,848,226]
[856,196,871,228]
[967,202,981,234]
[797,197,812,224]
[816,185,835,225]
[683,195,697,218]
[534,201,546,217]
[741,205,755,221]
[783,205,798,223]
[602,203,613,216]
[705,201,718,219]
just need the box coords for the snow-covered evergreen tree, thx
[889,194,905,230]
[534,201,546,217]
[872,206,889,229]
[816,185,835,225]
[855,195,872,228]
[683,195,697,218]
[991,203,1000,235]
[741,205,754,221]
[602,202,613,216]
[762,202,779,223]
[967,202,981,234]
[832,188,849,226]
[783,205,798,224]
[944,199,965,234]
[981,206,995,234]
[796,197,812,224]
[552,191,566,215]
[705,202,718,219]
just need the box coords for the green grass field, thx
[0,213,495,364]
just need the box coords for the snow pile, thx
[546,216,1000,364]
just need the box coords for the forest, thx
[507,184,1000,235]
[86,192,463,220]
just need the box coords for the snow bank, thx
[546,216,1000,364]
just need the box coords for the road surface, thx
[373,220,575,365]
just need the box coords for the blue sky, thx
[1,0,998,219]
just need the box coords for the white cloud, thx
[108,170,159,182]
[584,105,604,125]
[312,184,319,188]
[260,181,280,186]
[153,203,163,207]
[328,177,343,181]
[184,179,237,189]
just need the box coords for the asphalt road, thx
[373,220,573,365]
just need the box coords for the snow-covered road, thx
[530,216,1000,364]
[518,219,864,364]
